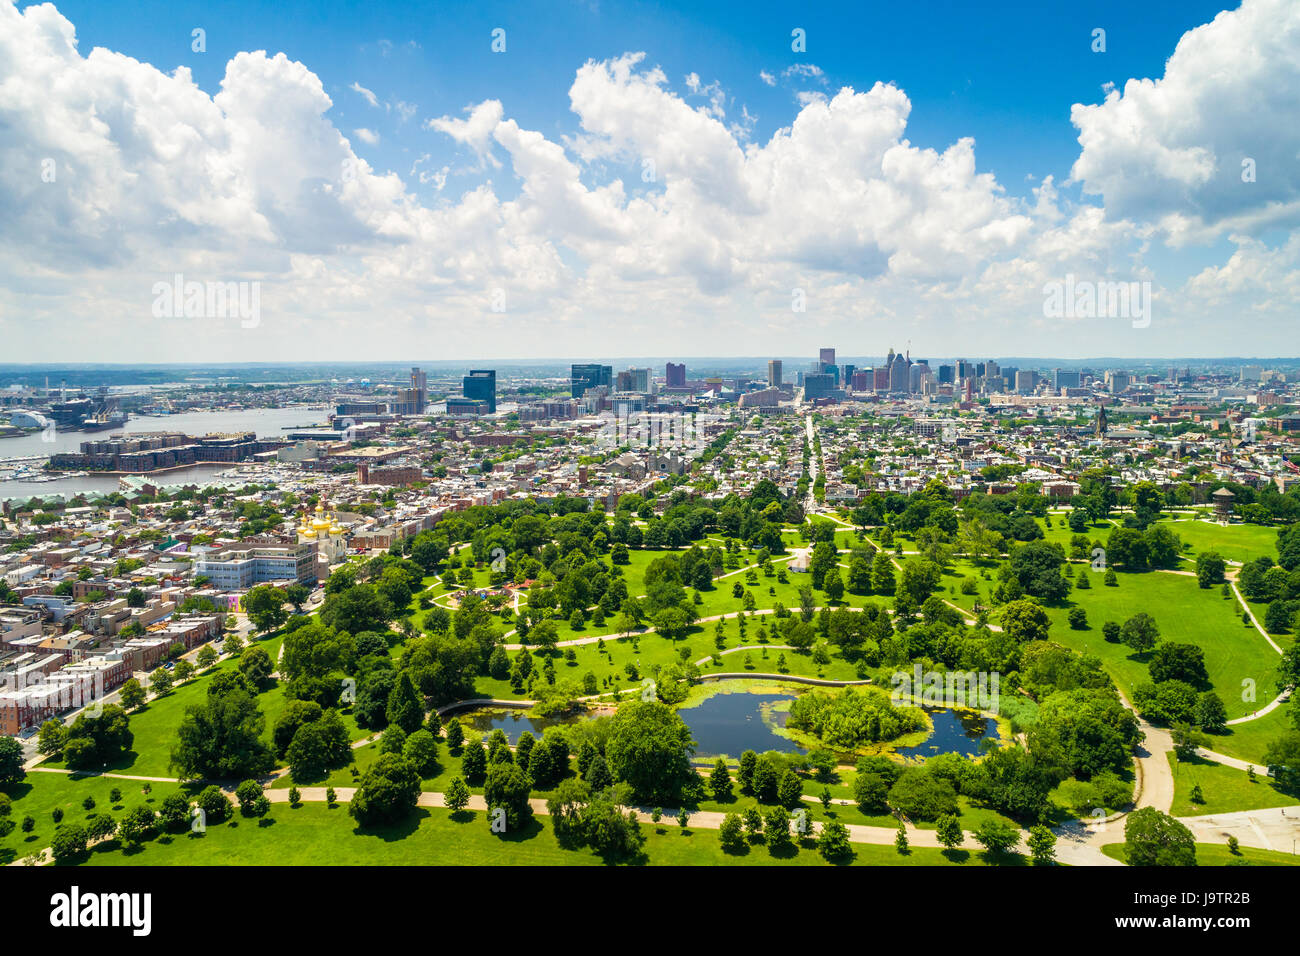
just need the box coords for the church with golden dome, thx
[297,502,348,568]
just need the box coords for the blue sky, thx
[3,0,1297,361]
[57,0,1230,202]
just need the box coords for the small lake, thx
[895,708,995,760]
[455,691,998,760]
[457,707,581,742]
[680,691,802,758]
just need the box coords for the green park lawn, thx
[1101,841,1300,866]
[0,769,194,865]
[472,624,867,704]
[1203,705,1293,766]
[1157,518,1282,567]
[1166,753,1298,817]
[76,802,1009,866]
[1025,567,1281,721]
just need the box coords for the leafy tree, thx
[738,750,757,794]
[719,812,745,852]
[285,582,311,611]
[402,729,440,776]
[118,805,158,847]
[196,785,233,823]
[273,700,324,757]
[158,792,191,832]
[349,753,421,826]
[149,667,173,697]
[353,669,397,730]
[238,644,274,690]
[118,678,146,711]
[61,704,133,770]
[1149,643,1208,686]
[461,739,488,784]
[444,718,465,751]
[1027,824,1057,865]
[1122,807,1196,866]
[817,819,852,860]
[235,779,264,816]
[972,819,1020,856]
[36,720,67,758]
[244,585,289,634]
[936,813,964,850]
[386,671,425,734]
[445,776,471,813]
[49,823,88,864]
[765,806,792,850]
[171,678,274,780]
[604,701,696,804]
[1196,551,1227,588]
[1006,541,1070,602]
[777,769,803,809]
[1000,599,1051,643]
[1120,613,1160,655]
[709,758,733,801]
[1263,731,1300,794]
[484,762,534,831]
[887,767,958,821]
[894,822,909,855]
[380,724,408,756]
[1194,692,1228,732]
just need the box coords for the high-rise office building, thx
[768,360,783,388]
[803,373,837,403]
[410,367,428,410]
[665,362,686,388]
[1053,369,1081,390]
[888,352,910,392]
[463,369,496,413]
[819,348,836,368]
[1105,370,1131,394]
[571,364,612,398]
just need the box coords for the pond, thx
[454,691,998,761]
[894,708,996,760]
[456,707,580,743]
[679,691,802,758]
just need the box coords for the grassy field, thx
[1020,567,1282,721]
[30,631,375,780]
[0,770,194,865]
[1167,753,1298,816]
[1101,841,1300,866]
[1212,706,1293,765]
[76,802,1012,866]
[1158,518,1282,566]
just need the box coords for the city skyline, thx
[2,0,1298,362]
